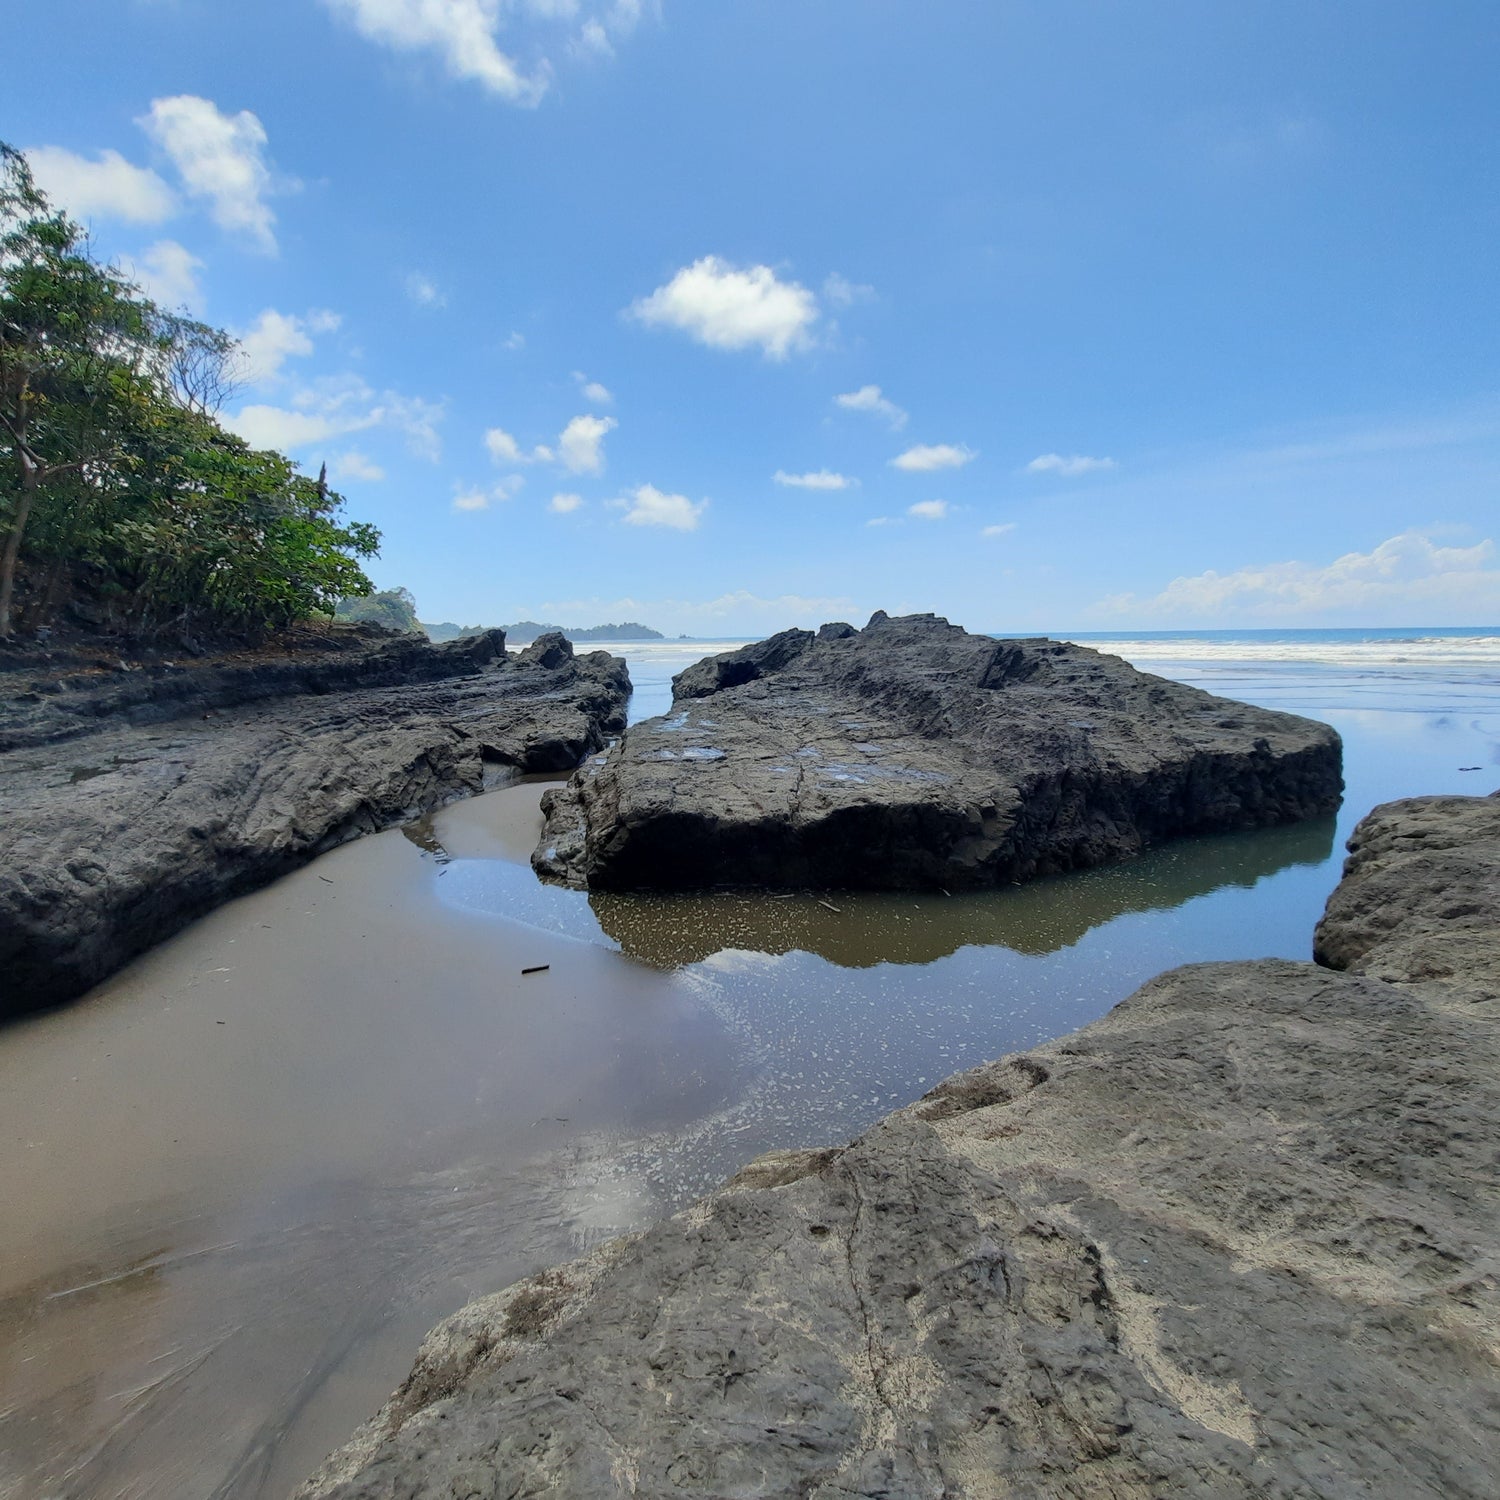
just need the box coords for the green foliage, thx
[0,142,380,639]
[335,586,421,632]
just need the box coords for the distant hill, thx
[421,620,489,643]
[421,619,664,644]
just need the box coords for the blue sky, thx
[8,0,1500,634]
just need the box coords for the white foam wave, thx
[1067,636,1500,670]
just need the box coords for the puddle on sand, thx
[0,818,746,1500]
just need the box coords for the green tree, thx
[335,586,421,632]
[0,142,381,641]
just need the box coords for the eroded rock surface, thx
[300,792,1500,1499]
[0,630,628,1018]
[535,612,1342,892]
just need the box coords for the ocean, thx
[1,625,1496,1498]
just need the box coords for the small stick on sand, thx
[522,964,551,976]
[817,899,842,914]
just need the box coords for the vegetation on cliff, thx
[334,587,422,633]
[0,144,378,643]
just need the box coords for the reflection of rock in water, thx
[589,815,1337,968]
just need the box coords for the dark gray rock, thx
[1313,790,1500,996]
[297,792,1500,1499]
[0,635,629,1019]
[535,611,1342,892]
[0,622,509,753]
[515,630,574,672]
[671,626,816,700]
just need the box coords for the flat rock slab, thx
[534,612,1342,891]
[0,632,628,1018]
[300,792,1500,1499]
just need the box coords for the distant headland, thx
[425,619,666,644]
[332,589,664,644]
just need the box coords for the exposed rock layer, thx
[301,792,1500,1499]
[0,622,509,753]
[535,612,1342,892]
[0,630,628,1018]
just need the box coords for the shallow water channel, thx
[1,645,1496,1499]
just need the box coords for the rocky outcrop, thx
[299,791,1500,1500]
[0,631,629,1019]
[1312,792,1500,994]
[0,621,510,753]
[535,611,1342,892]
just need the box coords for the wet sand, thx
[0,784,747,1499]
[1,647,1496,1499]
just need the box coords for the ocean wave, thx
[1066,636,1500,669]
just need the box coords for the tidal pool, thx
[0,639,1495,1499]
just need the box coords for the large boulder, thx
[534,611,1342,891]
[0,633,629,1018]
[297,795,1500,1498]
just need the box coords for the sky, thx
[7,0,1500,635]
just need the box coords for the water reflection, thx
[438,803,1336,968]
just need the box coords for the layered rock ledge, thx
[0,628,628,1019]
[300,791,1500,1498]
[534,612,1342,891]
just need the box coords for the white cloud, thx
[484,426,542,464]
[452,475,524,513]
[866,516,896,527]
[611,483,706,531]
[1026,452,1117,478]
[573,0,643,55]
[908,499,950,520]
[559,413,616,474]
[822,272,874,307]
[331,450,386,482]
[549,491,584,513]
[322,0,549,104]
[484,413,614,471]
[774,469,855,491]
[503,331,526,351]
[835,384,907,431]
[981,522,1017,538]
[236,308,340,385]
[140,96,282,254]
[231,406,342,451]
[576,18,612,55]
[891,443,975,473]
[116,239,204,312]
[628,256,819,359]
[24,145,177,224]
[230,375,444,460]
[574,372,613,404]
[1099,530,1500,622]
[405,271,446,307]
